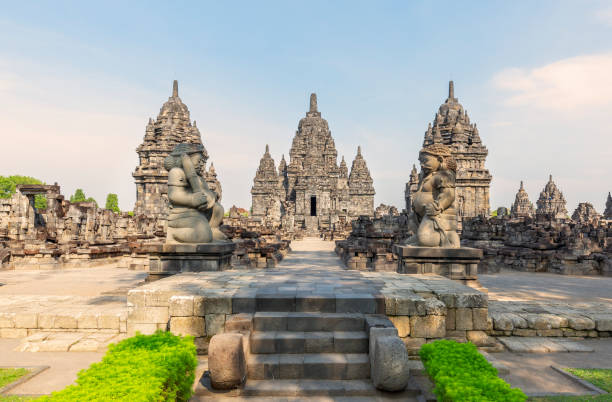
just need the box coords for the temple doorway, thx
[310,196,317,216]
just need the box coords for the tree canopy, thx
[0,175,47,209]
[105,193,120,213]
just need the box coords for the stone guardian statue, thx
[164,143,227,244]
[403,143,460,248]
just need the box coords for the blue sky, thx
[1,1,611,213]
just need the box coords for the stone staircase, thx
[194,311,422,400]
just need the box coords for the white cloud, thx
[492,53,612,112]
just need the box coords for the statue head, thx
[418,143,456,173]
[164,143,208,172]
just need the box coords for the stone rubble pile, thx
[0,184,159,269]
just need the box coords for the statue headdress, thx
[419,143,456,172]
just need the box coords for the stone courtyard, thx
[1,238,611,398]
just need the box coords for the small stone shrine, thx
[393,143,482,287]
[536,175,568,219]
[251,93,375,234]
[510,181,535,218]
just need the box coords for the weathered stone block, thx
[205,314,226,336]
[388,316,410,337]
[372,336,409,391]
[0,313,15,328]
[409,315,445,338]
[98,315,120,330]
[472,308,488,331]
[208,333,246,389]
[402,337,426,355]
[195,295,232,315]
[169,317,206,337]
[15,313,37,329]
[455,308,473,331]
[512,329,537,337]
[169,296,194,317]
[77,314,98,329]
[537,329,563,337]
[54,315,77,329]
[567,315,596,330]
[129,307,169,324]
[0,328,27,338]
[225,314,253,333]
[446,309,456,330]
[466,330,496,346]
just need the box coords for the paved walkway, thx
[480,269,612,303]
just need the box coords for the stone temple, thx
[251,93,375,233]
[510,181,535,218]
[405,81,491,227]
[536,175,567,219]
[132,81,221,233]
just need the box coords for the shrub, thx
[37,331,198,402]
[420,340,526,402]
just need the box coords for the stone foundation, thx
[126,270,489,355]
[392,245,482,288]
[146,242,236,281]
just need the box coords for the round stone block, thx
[372,335,410,392]
[208,333,246,390]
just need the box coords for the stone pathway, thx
[0,267,146,347]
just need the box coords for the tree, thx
[0,175,47,209]
[70,189,86,203]
[105,193,120,213]
[70,189,97,206]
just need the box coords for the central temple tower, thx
[251,93,375,233]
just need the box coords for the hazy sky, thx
[1,1,611,213]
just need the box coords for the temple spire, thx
[265,144,270,154]
[172,80,179,97]
[449,80,454,99]
[357,145,362,156]
[309,93,318,113]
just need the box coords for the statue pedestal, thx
[147,242,236,281]
[392,245,483,288]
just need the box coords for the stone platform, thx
[145,242,236,281]
[393,245,483,288]
[127,252,489,355]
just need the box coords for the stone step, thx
[250,331,368,354]
[253,312,365,332]
[233,293,382,314]
[247,353,370,380]
[241,379,421,398]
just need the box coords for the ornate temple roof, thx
[536,175,568,218]
[349,146,375,194]
[510,181,535,218]
[605,192,612,219]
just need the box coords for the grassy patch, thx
[530,368,612,401]
[0,368,30,389]
[0,397,36,402]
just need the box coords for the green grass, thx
[0,369,30,389]
[530,368,612,401]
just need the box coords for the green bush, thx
[37,331,197,402]
[105,193,120,213]
[420,340,526,402]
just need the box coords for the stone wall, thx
[462,215,612,276]
[0,186,160,269]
